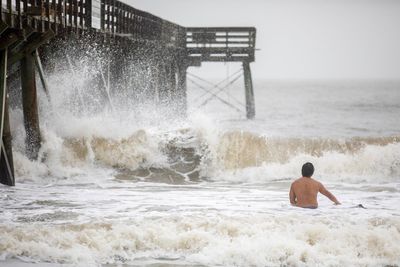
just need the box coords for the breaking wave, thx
[13,116,400,184]
[1,215,399,266]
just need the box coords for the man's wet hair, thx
[302,162,314,177]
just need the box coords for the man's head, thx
[302,162,314,177]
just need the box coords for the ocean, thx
[1,77,400,266]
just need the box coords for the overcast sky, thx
[126,0,400,80]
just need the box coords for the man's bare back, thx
[289,163,340,208]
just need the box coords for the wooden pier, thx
[0,0,257,186]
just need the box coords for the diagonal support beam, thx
[34,49,52,103]
[188,78,242,113]
[188,69,243,101]
[196,72,243,108]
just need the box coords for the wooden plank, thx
[186,27,256,32]
[187,41,252,44]
[192,32,216,42]
[187,47,254,53]
[187,56,253,63]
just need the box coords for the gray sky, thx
[127,0,400,80]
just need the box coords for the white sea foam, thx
[0,215,399,266]
[3,80,400,267]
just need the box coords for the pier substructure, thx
[186,27,257,119]
[1,0,255,186]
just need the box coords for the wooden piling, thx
[0,49,8,144]
[21,52,41,160]
[2,97,15,185]
[243,61,255,119]
[0,48,15,186]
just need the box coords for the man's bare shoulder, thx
[291,177,303,184]
[291,177,305,186]
[292,177,321,186]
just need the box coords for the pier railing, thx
[0,0,186,47]
[186,27,256,65]
[101,0,185,47]
[0,0,92,32]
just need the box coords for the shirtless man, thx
[289,162,341,208]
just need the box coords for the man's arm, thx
[319,183,341,205]
[289,184,297,206]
